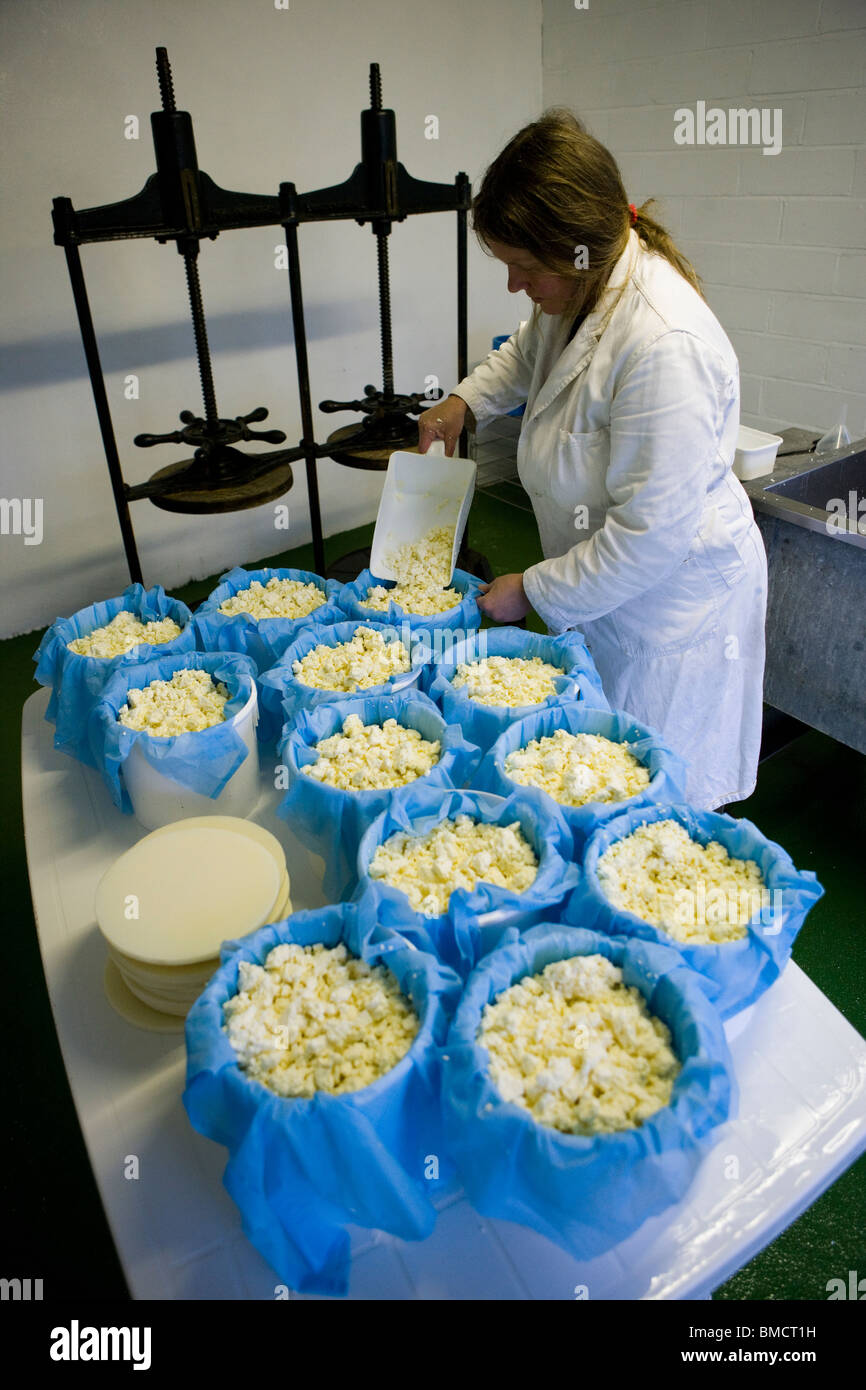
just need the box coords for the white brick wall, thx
[543,0,866,436]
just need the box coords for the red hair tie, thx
[628,203,637,225]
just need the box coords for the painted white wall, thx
[0,0,541,638]
[543,0,866,436]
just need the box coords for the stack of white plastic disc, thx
[96,817,291,1032]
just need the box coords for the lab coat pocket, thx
[521,426,610,534]
[553,427,611,524]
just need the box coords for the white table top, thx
[21,687,866,1300]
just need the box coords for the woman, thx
[418,110,767,811]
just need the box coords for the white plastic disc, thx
[95,826,281,965]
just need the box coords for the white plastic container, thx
[370,439,476,582]
[733,425,783,481]
[123,681,260,830]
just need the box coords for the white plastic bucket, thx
[123,680,260,830]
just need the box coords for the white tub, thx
[123,681,260,830]
[733,425,783,481]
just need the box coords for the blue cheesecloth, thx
[336,565,484,639]
[32,583,195,767]
[352,785,582,977]
[256,618,431,744]
[183,900,461,1297]
[274,689,482,900]
[88,649,258,813]
[563,802,824,1020]
[424,624,609,754]
[441,922,736,1261]
[192,566,345,670]
[472,702,688,854]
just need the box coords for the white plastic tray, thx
[21,689,866,1300]
[369,440,476,583]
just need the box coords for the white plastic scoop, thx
[369,439,477,583]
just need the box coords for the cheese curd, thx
[362,579,462,616]
[452,655,562,707]
[368,813,538,917]
[303,713,441,790]
[479,953,681,1135]
[218,576,326,621]
[292,625,411,692]
[222,940,418,1097]
[362,525,461,615]
[505,729,650,807]
[597,819,770,945]
[67,610,182,659]
[118,668,230,736]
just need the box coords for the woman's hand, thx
[417,395,471,456]
[477,573,532,623]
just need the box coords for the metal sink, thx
[752,441,866,549]
[747,433,866,755]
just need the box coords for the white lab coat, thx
[454,229,768,809]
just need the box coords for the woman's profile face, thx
[485,238,576,315]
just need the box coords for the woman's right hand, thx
[417,394,469,456]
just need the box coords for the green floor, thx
[4,488,863,1300]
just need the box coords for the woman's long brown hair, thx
[471,109,704,328]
